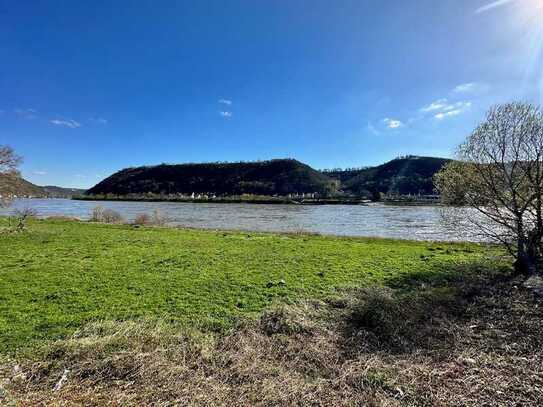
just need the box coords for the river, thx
[0,198,484,241]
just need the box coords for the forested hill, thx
[0,175,44,197]
[0,174,85,198]
[325,156,451,197]
[85,156,451,199]
[86,159,337,197]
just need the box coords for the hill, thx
[86,159,337,197]
[41,185,87,198]
[0,174,86,198]
[326,156,451,198]
[0,174,44,197]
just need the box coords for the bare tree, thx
[435,103,543,277]
[0,145,22,207]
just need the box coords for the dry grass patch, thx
[1,272,542,406]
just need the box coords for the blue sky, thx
[1,0,543,188]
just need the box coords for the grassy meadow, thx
[2,217,542,405]
[0,217,493,353]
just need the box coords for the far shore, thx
[72,195,374,205]
[72,195,442,206]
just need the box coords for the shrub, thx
[90,206,124,224]
[134,213,152,226]
[101,209,124,224]
[133,210,169,226]
[90,206,105,222]
[348,286,460,352]
[12,208,37,232]
[151,209,168,226]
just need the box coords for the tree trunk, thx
[515,243,540,276]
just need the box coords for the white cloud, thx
[33,171,47,176]
[434,102,472,120]
[220,111,232,118]
[453,83,478,93]
[420,98,472,120]
[50,119,82,128]
[219,99,232,105]
[475,0,517,14]
[435,111,460,120]
[383,118,403,129]
[420,99,449,112]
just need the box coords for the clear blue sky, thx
[1,0,542,188]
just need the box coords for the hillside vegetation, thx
[328,156,451,197]
[87,159,336,197]
[0,174,85,198]
[0,174,44,197]
[86,156,451,200]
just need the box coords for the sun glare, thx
[515,0,543,102]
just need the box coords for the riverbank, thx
[2,219,541,405]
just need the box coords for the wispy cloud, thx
[420,98,472,120]
[219,111,232,118]
[420,99,449,113]
[453,83,478,93]
[50,119,82,128]
[366,122,381,136]
[383,118,403,129]
[15,108,38,120]
[219,99,232,106]
[89,116,108,124]
[434,101,472,120]
[33,171,47,176]
[475,0,517,14]
[434,111,460,120]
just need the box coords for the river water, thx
[0,198,483,241]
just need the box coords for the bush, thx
[151,209,168,226]
[12,208,37,232]
[348,286,461,352]
[90,206,105,222]
[90,206,124,224]
[134,213,152,225]
[133,210,169,226]
[102,209,124,224]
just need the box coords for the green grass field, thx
[0,218,498,353]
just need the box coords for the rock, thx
[523,276,543,297]
[54,369,70,392]
[460,357,477,365]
